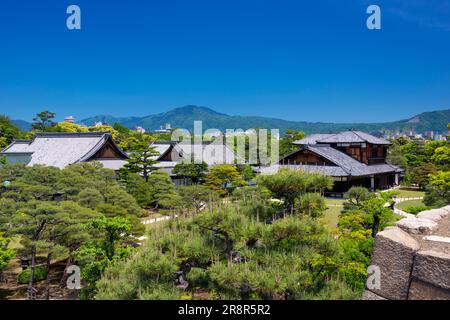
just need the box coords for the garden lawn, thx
[394,189,425,198]
[396,199,427,211]
[323,198,345,228]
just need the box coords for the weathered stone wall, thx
[362,205,450,300]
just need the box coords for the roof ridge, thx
[307,145,355,175]
[351,130,367,142]
[35,132,111,138]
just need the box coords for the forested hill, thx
[18,106,450,134]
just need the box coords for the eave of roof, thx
[2,132,129,168]
[279,145,400,177]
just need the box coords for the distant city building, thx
[63,116,75,123]
[425,131,434,139]
[135,126,146,134]
[154,123,172,134]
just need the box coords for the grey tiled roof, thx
[293,134,335,145]
[278,144,401,177]
[306,145,400,176]
[151,141,240,165]
[258,164,349,176]
[317,130,391,145]
[1,132,128,169]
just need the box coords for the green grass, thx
[396,199,425,210]
[323,198,344,228]
[394,189,425,198]
[324,198,346,206]
[323,206,341,228]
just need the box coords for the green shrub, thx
[404,206,430,214]
[17,265,46,284]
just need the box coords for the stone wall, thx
[362,205,450,300]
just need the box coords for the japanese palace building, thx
[261,130,403,193]
[0,132,129,170]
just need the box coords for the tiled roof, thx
[151,141,240,165]
[293,134,335,145]
[317,130,391,145]
[1,132,128,168]
[278,144,401,177]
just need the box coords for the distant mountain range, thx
[12,120,32,131]
[79,106,450,134]
[14,106,450,134]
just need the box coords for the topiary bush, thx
[17,265,46,284]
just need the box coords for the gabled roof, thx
[279,144,401,177]
[316,130,391,145]
[293,134,335,145]
[1,132,128,168]
[151,140,241,165]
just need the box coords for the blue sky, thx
[0,0,449,122]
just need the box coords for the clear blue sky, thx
[0,0,449,122]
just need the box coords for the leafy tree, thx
[279,129,305,157]
[122,135,159,182]
[89,217,132,260]
[125,171,179,209]
[296,193,327,218]
[7,201,70,299]
[75,216,132,299]
[237,164,256,181]
[146,173,181,209]
[341,189,395,238]
[424,171,450,207]
[96,202,359,300]
[177,185,219,216]
[76,188,104,209]
[386,141,408,168]
[53,122,89,133]
[32,110,56,131]
[431,145,450,166]
[113,122,131,134]
[343,187,373,210]
[410,163,438,189]
[0,162,143,299]
[255,169,333,210]
[204,165,247,196]
[335,191,398,290]
[0,232,15,282]
[173,162,208,184]
[0,115,20,149]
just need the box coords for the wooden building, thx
[0,132,129,170]
[262,130,403,194]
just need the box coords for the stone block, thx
[408,279,450,300]
[361,290,387,300]
[369,227,419,300]
[412,250,450,290]
[417,209,449,222]
[396,217,438,234]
